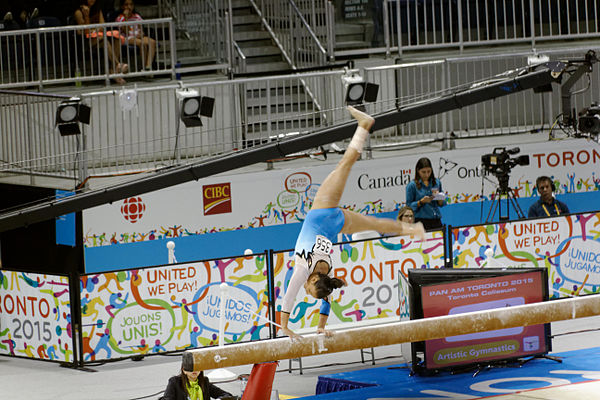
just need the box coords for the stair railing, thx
[248,0,331,129]
[158,0,230,64]
[252,0,329,69]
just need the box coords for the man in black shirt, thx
[527,176,570,218]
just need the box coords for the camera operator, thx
[527,176,570,218]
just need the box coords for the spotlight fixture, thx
[55,98,91,136]
[119,88,137,112]
[342,74,379,108]
[176,89,215,127]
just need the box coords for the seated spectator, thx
[527,176,570,218]
[2,10,20,30]
[397,205,415,224]
[1,6,37,30]
[116,0,156,72]
[160,359,234,400]
[74,0,128,85]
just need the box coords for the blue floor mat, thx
[300,347,600,399]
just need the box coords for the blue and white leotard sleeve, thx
[281,208,345,315]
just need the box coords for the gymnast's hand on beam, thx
[281,327,301,341]
[317,327,333,337]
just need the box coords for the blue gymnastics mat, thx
[300,347,600,399]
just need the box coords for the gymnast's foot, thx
[347,105,374,130]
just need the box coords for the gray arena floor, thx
[1,317,599,400]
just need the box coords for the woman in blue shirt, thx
[406,157,445,230]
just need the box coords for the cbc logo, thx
[121,197,146,223]
[203,183,232,215]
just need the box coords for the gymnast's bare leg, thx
[314,106,425,238]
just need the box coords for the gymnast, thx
[280,106,426,339]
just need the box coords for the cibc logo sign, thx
[121,197,146,223]
[203,183,232,215]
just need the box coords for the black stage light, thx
[344,78,379,107]
[178,91,215,127]
[180,95,203,127]
[55,99,91,136]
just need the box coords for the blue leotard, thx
[281,208,345,315]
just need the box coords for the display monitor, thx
[408,268,550,373]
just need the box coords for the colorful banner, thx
[83,139,600,248]
[80,254,271,361]
[452,211,600,298]
[274,231,445,332]
[421,270,547,369]
[0,270,72,362]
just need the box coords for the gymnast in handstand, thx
[280,106,426,339]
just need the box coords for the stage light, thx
[342,74,379,107]
[176,89,215,127]
[119,88,137,112]
[55,98,91,136]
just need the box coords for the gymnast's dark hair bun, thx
[314,274,345,299]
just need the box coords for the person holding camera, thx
[406,157,445,231]
[527,176,570,218]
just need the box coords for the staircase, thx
[157,0,325,143]
[242,82,323,146]
[230,0,290,74]
[228,0,324,145]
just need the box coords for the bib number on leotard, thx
[314,235,332,255]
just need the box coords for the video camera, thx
[578,103,600,134]
[481,147,530,184]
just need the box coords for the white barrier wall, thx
[0,271,72,362]
[452,212,600,298]
[80,254,271,361]
[83,139,600,249]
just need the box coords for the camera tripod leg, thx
[485,188,525,223]
[507,189,526,219]
[485,189,502,223]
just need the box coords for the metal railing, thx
[0,91,77,180]
[0,18,175,89]
[2,47,599,185]
[252,0,329,68]
[308,0,600,58]
[0,69,351,182]
[363,46,600,148]
[158,0,229,64]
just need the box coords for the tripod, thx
[485,174,525,223]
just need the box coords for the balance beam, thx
[183,294,600,371]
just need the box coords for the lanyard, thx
[541,202,560,217]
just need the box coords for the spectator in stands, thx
[527,176,570,218]
[397,205,415,224]
[406,157,445,231]
[280,106,425,340]
[116,0,156,72]
[74,0,129,85]
[160,359,233,400]
[2,9,20,30]
[1,4,38,29]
